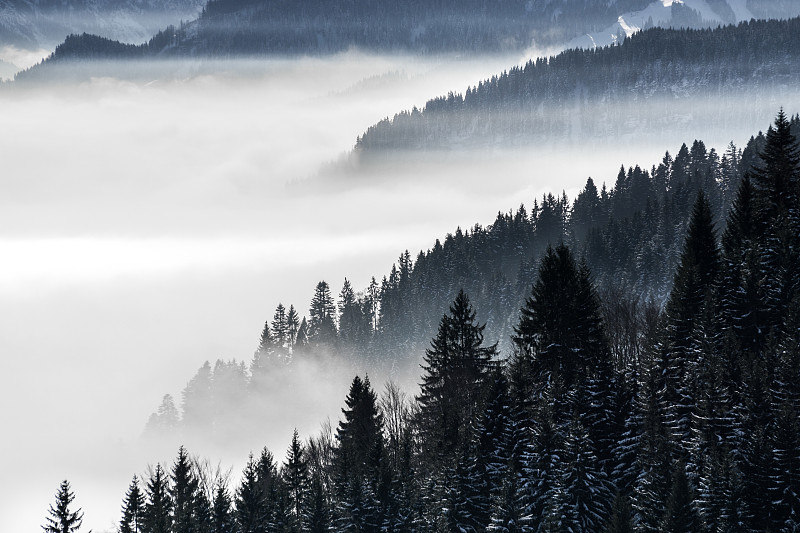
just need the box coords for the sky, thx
[0,52,789,533]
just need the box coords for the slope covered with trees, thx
[17,0,791,82]
[144,114,799,441]
[353,18,800,154]
[54,110,800,533]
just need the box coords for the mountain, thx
[0,0,203,74]
[352,18,800,156]
[16,0,800,81]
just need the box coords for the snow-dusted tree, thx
[283,429,309,533]
[417,289,497,463]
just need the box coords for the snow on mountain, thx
[568,0,759,50]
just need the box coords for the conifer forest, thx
[4,1,800,533]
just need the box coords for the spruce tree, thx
[236,454,266,533]
[309,280,338,346]
[143,464,172,533]
[171,446,199,533]
[120,475,144,533]
[283,429,310,533]
[272,304,289,348]
[42,480,84,533]
[287,305,300,348]
[659,461,700,533]
[417,289,497,463]
[211,484,235,533]
[659,190,720,458]
[512,244,609,391]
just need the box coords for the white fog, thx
[0,52,788,533]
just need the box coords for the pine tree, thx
[42,480,84,533]
[143,465,172,533]
[287,305,300,348]
[171,446,199,533]
[211,484,235,533]
[658,461,700,533]
[333,376,387,533]
[236,454,266,533]
[417,289,498,463]
[604,492,633,533]
[752,109,800,338]
[309,280,338,346]
[305,472,331,533]
[659,190,720,458]
[560,415,613,533]
[120,475,144,533]
[283,429,310,533]
[512,244,610,391]
[272,304,289,348]
[753,108,800,224]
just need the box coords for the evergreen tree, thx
[287,305,300,348]
[42,480,84,533]
[512,244,610,391]
[305,472,331,533]
[236,454,266,533]
[658,462,700,533]
[120,475,144,533]
[171,446,199,533]
[417,289,498,463]
[604,492,633,533]
[272,304,289,348]
[659,190,720,458]
[143,465,172,533]
[309,281,338,346]
[211,484,235,533]
[333,376,387,533]
[283,429,310,533]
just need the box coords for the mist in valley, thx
[1,51,796,533]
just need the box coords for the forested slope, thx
[47,110,800,533]
[354,19,800,153]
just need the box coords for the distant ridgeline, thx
[105,111,800,533]
[145,113,800,446]
[13,0,657,68]
[13,0,769,82]
[354,18,800,153]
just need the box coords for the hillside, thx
[353,18,800,156]
[143,112,800,449]
[119,111,800,533]
[17,0,800,80]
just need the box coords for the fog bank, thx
[0,53,783,533]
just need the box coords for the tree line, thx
[47,110,800,531]
[354,18,800,153]
[146,113,799,442]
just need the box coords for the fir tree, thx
[120,475,144,533]
[659,461,700,533]
[283,429,310,533]
[272,304,289,348]
[171,446,199,533]
[287,305,300,348]
[417,289,498,463]
[512,244,610,391]
[143,465,172,533]
[235,454,266,533]
[211,484,235,533]
[309,281,338,346]
[42,480,84,533]
[659,190,720,458]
